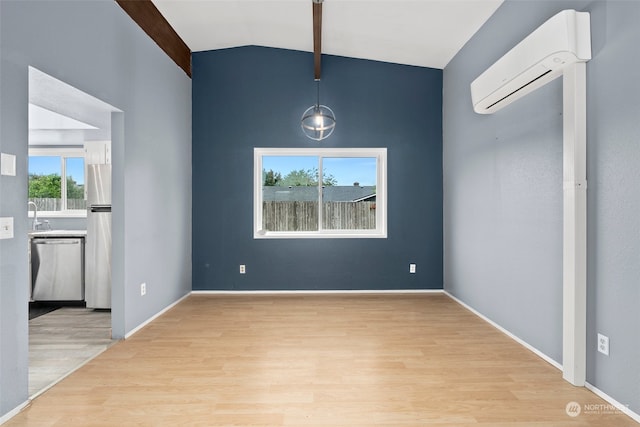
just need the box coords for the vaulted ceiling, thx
[31,1,505,142]
[152,0,504,69]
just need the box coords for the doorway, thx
[27,67,120,397]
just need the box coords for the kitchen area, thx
[29,163,112,310]
[27,67,118,397]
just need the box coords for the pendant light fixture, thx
[301,0,336,141]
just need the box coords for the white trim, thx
[191,289,444,295]
[318,155,324,230]
[28,147,85,156]
[124,293,190,339]
[585,382,640,424]
[254,147,387,239]
[253,230,387,239]
[562,62,587,386]
[28,211,87,219]
[444,291,562,370]
[254,147,385,157]
[0,401,29,425]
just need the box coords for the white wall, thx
[0,0,192,418]
[444,0,639,415]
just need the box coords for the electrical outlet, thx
[239,264,246,274]
[409,263,416,274]
[140,282,146,296]
[597,333,609,356]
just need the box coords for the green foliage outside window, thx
[263,168,337,187]
[29,173,84,199]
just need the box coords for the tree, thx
[279,169,316,186]
[28,173,84,199]
[320,170,338,186]
[263,169,282,186]
[279,168,337,187]
[29,173,61,198]
[67,176,84,199]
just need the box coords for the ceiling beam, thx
[116,0,192,78]
[313,1,322,80]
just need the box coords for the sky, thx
[29,156,85,185]
[263,156,377,186]
[29,155,376,187]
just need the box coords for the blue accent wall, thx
[192,46,442,290]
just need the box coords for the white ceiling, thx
[29,67,120,146]
[152,0,504,69]
[29,104,98,131]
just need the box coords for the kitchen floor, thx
[29,307,114,397]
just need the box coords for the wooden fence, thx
[29,198,86,211]
[263,201,376,231]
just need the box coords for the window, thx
[254,148,387,238]
[28,148,86,216]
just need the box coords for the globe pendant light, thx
[301,80,336,141]
[301,0,335,141]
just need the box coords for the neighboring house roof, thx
[353,194,376,203]
[263,186,376,202]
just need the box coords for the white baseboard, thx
[124,292,191,339]
[127,289,443,339]
[443,291,562,370]
[445,291,640,425]
[0,401,29,426]
[585,382,640,424]
[191,289,445,295]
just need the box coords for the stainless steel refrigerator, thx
[85,164,112,309]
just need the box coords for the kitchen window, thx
[254,147,387,238]
[28,148,86,217]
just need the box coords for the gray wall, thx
[444,0,639,414]
[0,0,192,418]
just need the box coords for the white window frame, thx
[28,147,87,218]
[254,147,387,239]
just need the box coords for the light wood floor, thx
[8,294,636,426]
[29,308,113,397]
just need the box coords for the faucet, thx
[28,201,41,230]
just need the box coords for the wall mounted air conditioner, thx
[470,9,591,114]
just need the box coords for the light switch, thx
[1,153,16,176]
[0,217,14,239]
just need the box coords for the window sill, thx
[254,230,387,239]
[28,211,87,219]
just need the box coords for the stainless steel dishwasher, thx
[31,237,85,301]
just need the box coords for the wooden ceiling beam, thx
[116,0,192,78]
[313,0,322,80]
